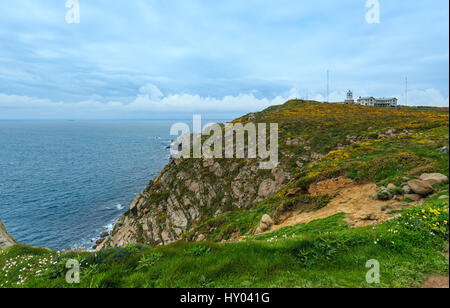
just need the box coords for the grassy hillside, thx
[1,101,448,288]
[1,195,448,288]
[186,101,449,242]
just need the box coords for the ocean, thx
[0,120,178,251]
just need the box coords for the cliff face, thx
[97,156,291,249]
[96,105,297,250]
[96,100,449,250]
[0,220,17,250]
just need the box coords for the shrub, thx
[184,246,212,257]
[136,251,164,270]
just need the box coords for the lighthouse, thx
[345,90,355,104]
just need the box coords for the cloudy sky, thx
[0,0,448,119]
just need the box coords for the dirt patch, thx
[421,275,449,288]
[308,177,354,196]
[421,250,449,288]
[267,177,421,233]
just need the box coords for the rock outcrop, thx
[96,157,290,250]
[94,101,449,251]
[374,173,448,201]
[0,220,17,250]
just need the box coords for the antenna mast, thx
[405,77,408,106]
[326,70,329,103]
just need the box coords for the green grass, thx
[1,197,448,288]
[245,213,348,241]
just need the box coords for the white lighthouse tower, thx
[345,90,355,104]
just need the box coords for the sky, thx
[0,0,448,119]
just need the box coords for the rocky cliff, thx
[96,156,291,249]
[96,100,449,250]
[0,220,17,250]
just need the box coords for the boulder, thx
[364,213,379,221]
[438,195,449,200]
[439,146,449,155]
[261,214,274,226]
[258,180,277,198]
[407,180,433,196]
[196,234,206,242]
[419,173,449,187]
[100,232,109,238]
[402,185,412,195]
[404,194,422,202]
[387,183,397,191]
[377,189,392,201]
[255,214,274,234]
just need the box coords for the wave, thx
[103,223,114,232]
[116,204,124,210]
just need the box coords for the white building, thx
[357,96,398,107]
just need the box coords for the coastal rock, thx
[130,195,146,213]
[0,220,17,250]
[210,162,223,177]
[196,234,206,242]
[96,153,290,250]
[272,166,287,185]
[407,180,433,196]
[258,180,277,198]
[188,181,202,193]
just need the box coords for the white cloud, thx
[139,83,164,100]
[406,88,449,107]
[0,84,292,118]
[0,84,447,119]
